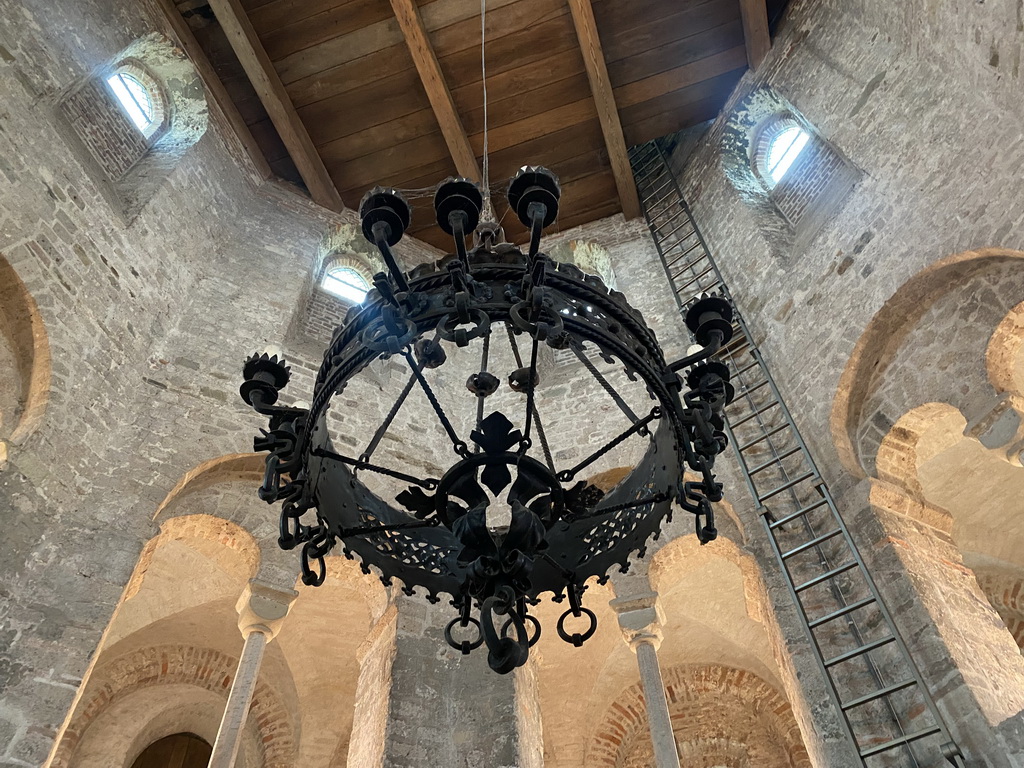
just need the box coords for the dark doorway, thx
[130,733,212,768]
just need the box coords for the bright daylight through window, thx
[323,265,370,303]
[765,125,809,186]
[106,72,155,134]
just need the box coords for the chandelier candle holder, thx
[240,167,736,674]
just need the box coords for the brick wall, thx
[59,78,149,181]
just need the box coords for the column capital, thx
[236,579,298,640]
[610,591,665,651]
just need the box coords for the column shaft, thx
[208,630,268,768]
[635,640,680,768]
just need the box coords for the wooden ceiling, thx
[168,0,779,250]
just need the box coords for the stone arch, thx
[49,644,296,768]
[648,534,764,623]
[125,514,261,601]
[830,247,1024,476]
[587,664,810,768]
[152,453,264,521]
[987,301,1024,395]
[973,568,1024,651]
[0,253,51,446]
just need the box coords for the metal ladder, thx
[629,140,965,768]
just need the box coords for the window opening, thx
[323,266,371,304]
[764,125,809,186]
[107,72,155,134]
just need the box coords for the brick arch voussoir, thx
[51,644,296,768]
[587,664,809,768]
[830,248,1024,477]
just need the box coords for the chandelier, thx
[240,167,736,673]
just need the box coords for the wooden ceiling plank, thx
[622,94,725,146]
[262,0,394,61]
[614,45,747,109]
[208,0,346,211]
[608,19,744,87]
[389,0,481,180]
[619,66,745,128]
[566,0,641,219]
[739,0,771,70]
[152,0,272,180]
[598,0,737,66]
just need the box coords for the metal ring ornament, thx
[444,615,484,655]
[437,308,491,347]
[556,606,598,647]
[508,300,564,340]
[502,613,541,647]
[361,315,418,354]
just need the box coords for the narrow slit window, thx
[323,266,370,304]
[765,125,810,186]
[106,72,155,134]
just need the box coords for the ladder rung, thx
[736,378,770,398]
[781,527,843,559]
[794,560,858,593]
[641,178,673,202]
[654,217,692,241]
[733,360,760,378]
[758,470,816,502]
[808,596,876,628]
[730,400,781,427]
[664,241,705,267]
[825,635,895,667]
[738,423,789,451]
[841,678,918,711]
[769,497,828,528]
[859,726,942,758]
[673,264,716,291]
[748,446,802,476]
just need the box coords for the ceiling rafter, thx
[390,0,482,182]
[739,0,772,71]
[566,0,642,220]
[208,0,345,212]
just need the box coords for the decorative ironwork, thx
[240,168,736,673]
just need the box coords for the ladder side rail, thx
[630,139,964,766]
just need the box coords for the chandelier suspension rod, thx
[360,368,418,462]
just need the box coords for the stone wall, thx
[668,0,1024,764]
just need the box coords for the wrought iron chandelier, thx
[240,167,736,673]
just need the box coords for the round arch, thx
[0,253,51,445]
[830,247,1024,476]
[48,644,297,768]
[586,664,809,768]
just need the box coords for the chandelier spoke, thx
[570,342,641,427]
[557,407,662,483]
[360,367,418,462]
[312,447,438,490]
[401,347,469,457]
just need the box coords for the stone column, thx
[349,595,543,768]
[610,592,680,768]
[208,580,298,768]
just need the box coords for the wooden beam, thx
[739,0,771,71]
[566,0,641,220]
[207,0,345,212]
[389,0,481,181]
[151,0,272,181]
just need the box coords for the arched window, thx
[106,71,157,135]
[755,119,810,189]
[763,124,809,186]
[323,264,371,304]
